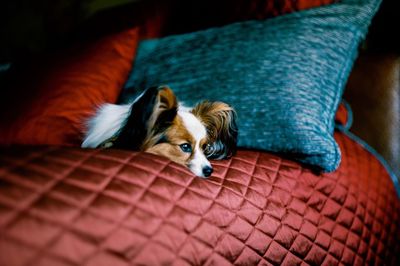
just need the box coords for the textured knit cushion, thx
[123,0,382,172]
[0,28,139,146]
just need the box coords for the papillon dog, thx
[82,86,237,178]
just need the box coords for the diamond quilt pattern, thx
[0,132,399,266]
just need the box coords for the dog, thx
[82,86,238,178]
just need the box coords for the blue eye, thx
[180,143,192,153]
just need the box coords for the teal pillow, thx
[123,0,382,172]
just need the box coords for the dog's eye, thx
[179,143,192,153]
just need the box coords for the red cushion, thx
[0,132,399,265]
[231,0,338,19]
[335,103,350,127]
[0,28,139,146]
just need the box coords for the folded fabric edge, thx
[336,123,400,198]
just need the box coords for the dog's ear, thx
[192,101,238,159]
[151,86,178,134]
[113,86,177,150]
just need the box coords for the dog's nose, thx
[202,166,213,177]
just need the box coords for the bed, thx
[0,0,399,265]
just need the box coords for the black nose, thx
[202,166,213,177]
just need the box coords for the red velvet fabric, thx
[0,132,399,265]
[1,2,398,265]
[335,103,350,127]
[0,28,139,146]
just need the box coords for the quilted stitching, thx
[0,132,399,265]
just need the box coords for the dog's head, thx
[82,86,237,177]
[114,86,237,177]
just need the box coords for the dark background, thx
[0,0,398,64]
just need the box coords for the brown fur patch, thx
[145,115,196,166]
[191,101,237,159]
[158,86,177,110]
[191,101,235,142]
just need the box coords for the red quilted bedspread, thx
[0,132,399,265]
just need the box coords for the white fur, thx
[178,103,192,113]
[178,111,207,142]
[179,110,211,177]
[82,90,147,148]
[81,104,131,148]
